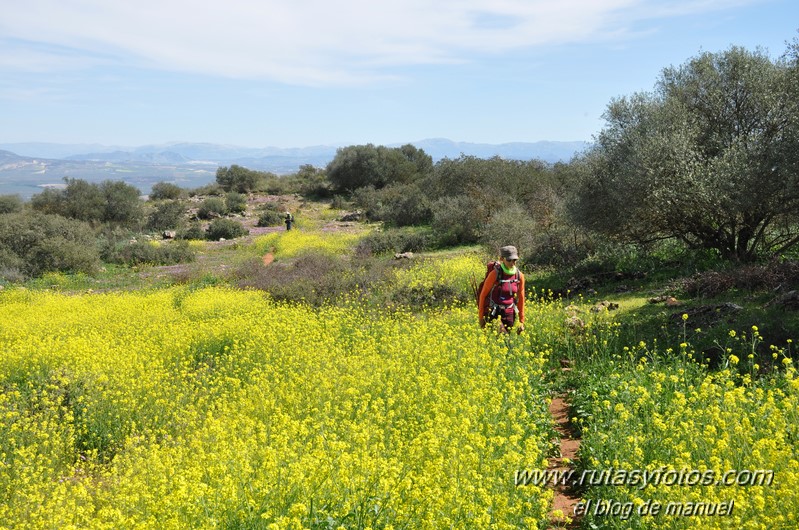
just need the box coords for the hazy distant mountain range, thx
[0,139,589,199]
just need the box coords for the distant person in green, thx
[285,211,294,231]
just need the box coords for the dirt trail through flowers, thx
[547,367,582,529]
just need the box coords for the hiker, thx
[284,211,294,231]
[478,245,525,334]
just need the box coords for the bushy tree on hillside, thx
[427,156,555,224]
[197,197,228,219]
[572,46,799,262]
[428,156,548,201]
[30,179,103,221]
[101,180,143,226]
[0,194,23,214]
[326,144,433,193]
[147,200,185,231]
[216,165,267,193]
[480,204,538,261]
[327,145,379,193]
[292,164,331,198]
[225,192,248,214]
[431,195,483,245]
[354,182,432,227]
[256,205,284,227]
[149,182,183,201]
[423,156,560,241]
[398,144,434,179]
[30,178,143,228]
[206,218,248,240]
[0,212,100,279]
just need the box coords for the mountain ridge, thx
[0,139,590,198]
[0,138,588,164]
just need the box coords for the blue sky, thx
[1,0,797,149]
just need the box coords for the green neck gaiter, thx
[500,262,517,276]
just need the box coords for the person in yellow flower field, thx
[478,245,525,334]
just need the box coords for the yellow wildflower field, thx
[254,231,363,258]
[4,240,795,529]
[574,350,799,529]
[0,287,552,529]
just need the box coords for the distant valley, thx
[0,139,589,199]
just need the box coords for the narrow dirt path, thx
[547,369,582,528]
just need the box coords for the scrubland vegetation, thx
[1,42,799,528]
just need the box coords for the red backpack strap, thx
[486,261,502,288]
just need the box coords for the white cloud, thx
[0,0,764,85]
[0,41,108,73]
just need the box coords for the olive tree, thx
[0,194,23,214]
[31,178,143,228]
[326,144,432,193]
[0,211,100,278]
[149,181,183,200]
[216,165,266,193]
[100,180,143,226]
[572,46,799,261]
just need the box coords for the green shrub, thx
[0,211,100,279]
[197,197,228,219]
[256,205,284,227]
[225,192,248,214]
[29,178,143,228]
[112,240,196,266]
[0,194,23,215]
[146,200,185,231]
[293,164,331,198]
[176,222,205,240]
[100,180,143,227]
[351,186,381,220]
[261,175,291,195]
[149,182,183,201]
[431,195,483,246]
[30,180,102,221]
[355,228,436,256]
[216,165,268,193]
[351,183,431,226]
[161,241,196,265]
[0,247,25,281]
[330,195,349,210]
[326,144,432,193]
[480,203,538,260]
[187,183,223,197]
[206,219,248,240]
[96,226,136,263]
[378,183,433,227]
[28,188,64,216]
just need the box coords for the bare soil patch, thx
[547,384,582,529]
